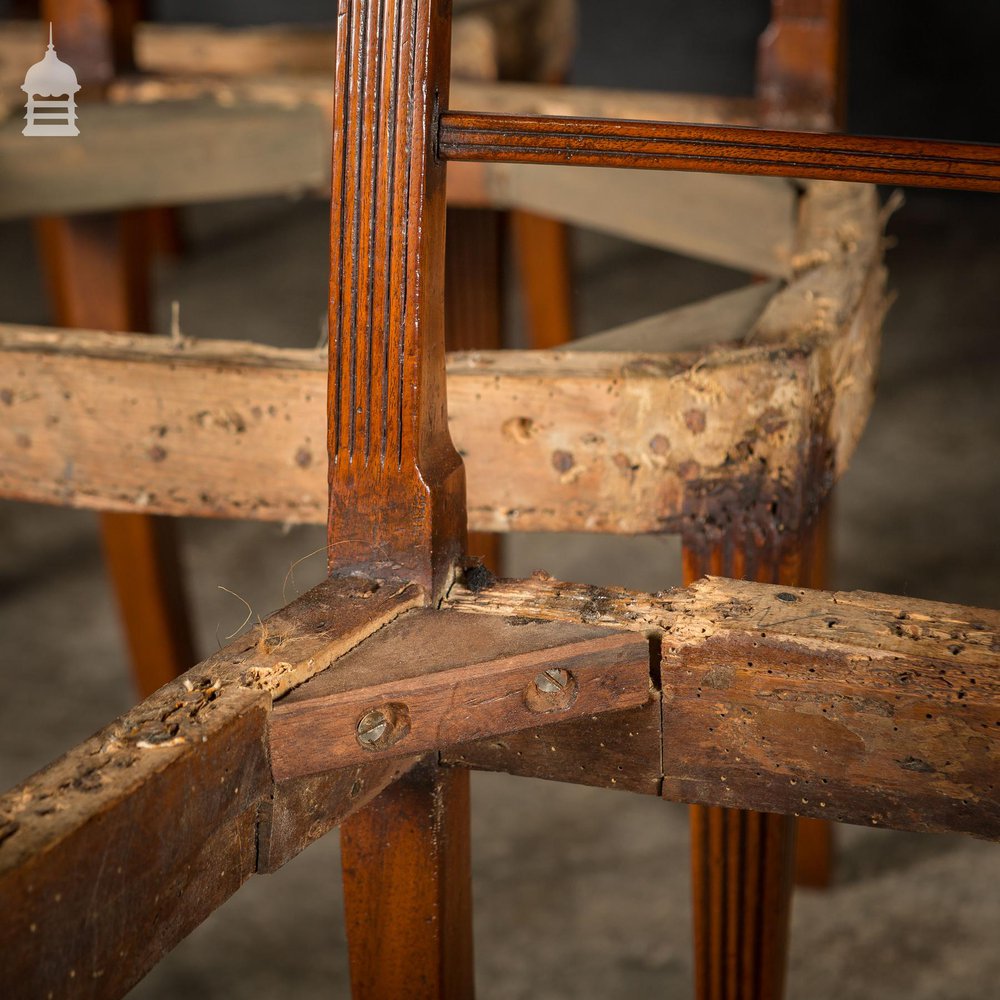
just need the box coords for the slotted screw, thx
[357,708,390,747]
[534,668,570,694]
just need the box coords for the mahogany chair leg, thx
[341,761,474,999]
[445,207,505,574]
[35,213,197,697]
[510,211,575,349]
[682,507,830,999]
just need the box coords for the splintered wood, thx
[445,574,1000,840]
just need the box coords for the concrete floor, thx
[2,183,999,998]
[2,2,1000,997]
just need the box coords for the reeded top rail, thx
[438,111,1000,193]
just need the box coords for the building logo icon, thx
[21,25,80,137]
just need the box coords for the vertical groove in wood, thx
[341,762,474,1000]
[328,0,466,597]
[36,0,197,698]
[684,512,830,1000]
[331,6,475,999]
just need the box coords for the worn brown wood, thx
[447,574,1000,840]
[341,759,474,999]
[0,173,884,537]
[271,609,652,780]
[257,757,422,874]
[0,575,420,998]
[510,210,575,348]
[442,698,663,794]
[758,0,846,130]
[327,0,465,596]
[439,111,1000,193]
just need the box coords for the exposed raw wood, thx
[0,98,330,219]
[568,282,780,355]
[447,574,1000,840]
[271,609,652,781]
[1,181,882,536]
[0,575,422,998]
[484,164,796,276]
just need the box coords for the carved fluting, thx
[328,0,465,596]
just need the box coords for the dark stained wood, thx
[327,0,465,597]
[35,0,197,700]
[270,609,651,780]
[757,0,847,129]
[445,206,505,571]
[257,757,422,874]
[341,760,474,999]
[438,111,1000,193]
[442,699,662,795]
[447,574,1000,841]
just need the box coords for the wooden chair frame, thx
[1,2,998,999]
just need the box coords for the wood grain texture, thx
[257,757,422,874]
[439,111,1000,193]
[2,181,882,536]
[327,0,465,596]
[442,699,663,794]
[270,609,652,780]
[0,575,418,997]
[447,574,1000,840]
[681,503,829,1000]
[341,760,474,999]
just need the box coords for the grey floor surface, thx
[2,2,1000,996]
[2,183,999,998]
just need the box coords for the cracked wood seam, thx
[444,574,1000,841]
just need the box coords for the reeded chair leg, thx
[683,505,829,999]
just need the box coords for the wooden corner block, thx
[268,610,652,782]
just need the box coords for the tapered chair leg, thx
[510,211,574,350]
[341,762,474,999]
[683,507,829,999]
[36,213,197,697]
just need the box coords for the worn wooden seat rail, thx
[1,1,998,999]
